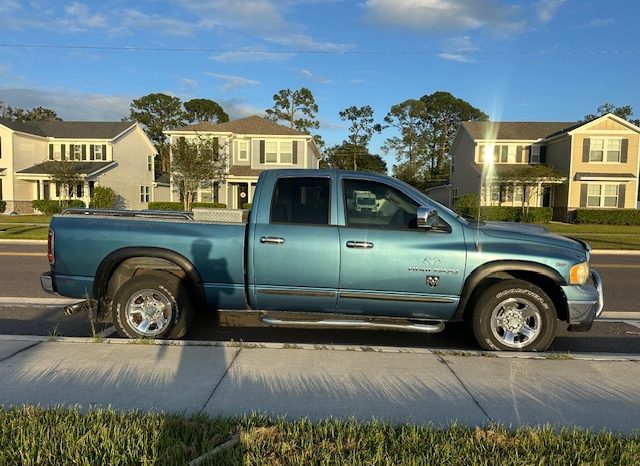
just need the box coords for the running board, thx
[259,316,445,333]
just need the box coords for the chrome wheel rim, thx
[490,297,542,349]
[125,288,173,337]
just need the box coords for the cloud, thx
[210,47,294,63]
[300,69,334,84]
[205,73,261,91]
[438,36,479,63]
[584,18,614,28]
[0,88,131,121]
[536,0,566,22]
[364,0,522,33]
[113,9,199,36]
[61,2,108,31]
[217,98,266,120]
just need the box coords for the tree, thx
[321,142,387,173]
[184,99,229,124]
[582,103,640,126]
[128,93,185,173]
[420,91,488,178]
[265,87,319,134]
[0,100,61,122]
[46,160,83,207]
[170,136,227,210]
[338,105,382,170]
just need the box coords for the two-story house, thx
[449,113,640,220]
[165,115,321,208]
[0,119,158,213]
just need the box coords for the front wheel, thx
[471,280,557,351]
[112,272,193,339]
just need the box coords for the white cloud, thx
[536,0,566,22]
[217,98,266,120]
[364,0,522,33]
[584,18,614,28]
[113,9,198,36]
[438,35,479,63]
[300,69,334,84]
[210,47,294,63]
[62,2,107,31]
[0,88,131,121]
[205,73,261,91]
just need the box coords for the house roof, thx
[17,161,115,175]
[170,115,308,136]
[0,119,133,139]
[228,166,263,177]
[462,121,583,141]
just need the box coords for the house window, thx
[237,141,248,161]
[147,155,153,171]
[478,145,519,164]
[140,185,150,203]
[589,138,622,163]
[0,178,3,200]
[587,184,618,207]
[93,145,104,161]
[264,141,294,164]
[74,144,83,161]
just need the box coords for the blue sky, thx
[1,0,638,167]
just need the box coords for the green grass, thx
[547,223,640,250]
[0,407,638,465]
[0,214,51,224]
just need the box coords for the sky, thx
[1,0,639,168]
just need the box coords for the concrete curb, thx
[0,334,637,362]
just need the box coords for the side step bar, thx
[259,316,445,333]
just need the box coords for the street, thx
[0,242,638,353]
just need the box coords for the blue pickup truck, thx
[41,169,603,351]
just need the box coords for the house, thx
[0,119,157,213]
[449,113,640,220]
[165,115,321,208]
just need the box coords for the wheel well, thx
[98,256,200,321]
[461,271,568,323]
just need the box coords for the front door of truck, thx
[336,177,466,320]
[251,175,339,312]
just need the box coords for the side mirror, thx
[417,206,439,229]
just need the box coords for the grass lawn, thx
[0,407,638,465]
[0,215,51,240]
[546,223,640,250]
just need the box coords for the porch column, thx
[83,180,91,207]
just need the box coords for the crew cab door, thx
[250,175,339,312]
[336,176,466,320]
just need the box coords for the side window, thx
[343,179,418,230]
[270,177,330,225]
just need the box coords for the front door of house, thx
[237,183,248,208]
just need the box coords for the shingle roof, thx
[228,166,263,177]
[170,115,308,136]
[0,119,133,139]
[461,121,584,141]
[17,161,115,175]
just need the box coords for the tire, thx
[471,279,557,352]
[112,271,193,339]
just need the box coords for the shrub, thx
[147,202,185,211]
[0,200,5,213]
[574,209,640,225]
[32,199,85,215]
[452,195,551,224]
[192,202,226,209]
[89,186,116,209]
[452,193,479,219]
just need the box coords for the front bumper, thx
[565,270,603,332]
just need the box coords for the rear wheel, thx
[112,271,193,339]
[472,280,557,351]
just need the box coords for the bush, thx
[452,193,479,219]
[147,202,185,211]
[0,200,5,213]
[452,195,551,223]
[89,186,116,209]
[574,209,640,225]
[192,202,226,209]
[32,200,85,215]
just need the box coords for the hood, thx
[478,221,586,253]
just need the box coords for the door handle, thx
[260,236,286,245]
[346,241,374,249]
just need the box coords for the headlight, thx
[569,261,590,285]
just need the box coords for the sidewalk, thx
[0,336,638,434]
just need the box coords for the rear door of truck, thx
[249,172,340,312]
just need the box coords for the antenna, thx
[477,145,495,250]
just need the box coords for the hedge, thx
[89,186,116,209]
[573,209,640,225]
[148,202,227,211]
[0,201,5,213]
[32,200,85,215]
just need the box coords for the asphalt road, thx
[0,242,638,353]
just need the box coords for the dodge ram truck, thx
[41,169,603,351]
